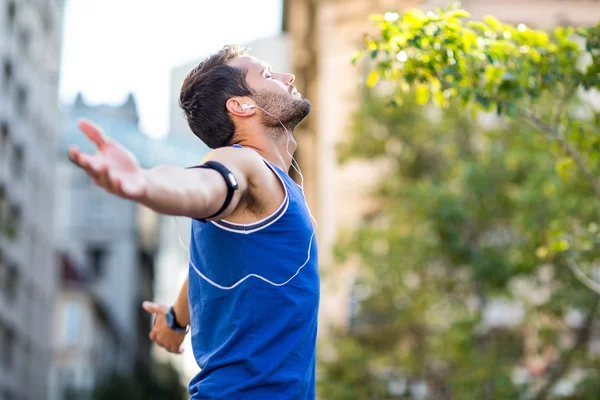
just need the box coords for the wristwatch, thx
[165,307,187,332]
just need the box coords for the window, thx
[2,60,12,88]
[6,1,15,28]
[11,145,23,178]
[16,86,27,116]
[5,263,19,301]
[42,12,53,34]
[0,121,7,142]
[86,245,108,277]
[1,326,15,369]
[20,340,30,386]
[63,301,83,344]
[18,28,30,56]
[0,185,5,228]
[0,252,6,291]
[5,203,20,240]
[0,122,8,155]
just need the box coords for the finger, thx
[78,119,107,149]
[142,301,166,315]
[69,147,104,178]
[109,174,125,197]
[149,331,157,342]
[97,164,113,191]
[68,145,80,163]
[69,146,91,169]
[94,177,116,194]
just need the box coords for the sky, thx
[59,0,283,138]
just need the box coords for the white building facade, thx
[0,0,64,399]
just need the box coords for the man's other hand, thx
[143,301,186,354]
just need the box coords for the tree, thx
[319,84,600,399]
[327,5,600,399]
[92,362,187,400]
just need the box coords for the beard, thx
[252,90,311,133]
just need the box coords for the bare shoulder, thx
[199,147,283,221]
[200,146,269,183]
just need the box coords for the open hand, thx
[143,301,186,354]
[69,119,147,199]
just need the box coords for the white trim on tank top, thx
[209,160,290,235]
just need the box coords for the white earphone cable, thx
[173,104,317,290]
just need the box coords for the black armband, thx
[188,161,239,222]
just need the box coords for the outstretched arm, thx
[68,119,256,220]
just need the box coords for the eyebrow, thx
[260,64,273,74]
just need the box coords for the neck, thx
[235,128,297,173]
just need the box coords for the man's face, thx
[229,56,311,130]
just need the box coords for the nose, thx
[277,72,295,86]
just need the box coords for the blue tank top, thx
[187,152,320,399]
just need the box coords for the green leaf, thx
[366,70,379,87]
[552,239,570,252]
[369,14,386,21]
[484,15,502,30]
[447,9,471,19]
[468,21,489,33]
[416,84,430,105]
[496,102,504,116]
[555,157,575,180]
[351,51,364,65]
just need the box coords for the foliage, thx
[318,84,600,399]
[92,362,187,400]
[355,3,600,216]
[354,3,599,117]
[326,6,600,398]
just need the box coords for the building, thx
[49,254,123,399]
[0,0,65,399]
[49,93,205,399]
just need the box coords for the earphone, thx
[174,103,317,290]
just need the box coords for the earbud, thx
[241,104,256,111]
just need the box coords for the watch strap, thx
[168,307,187,331]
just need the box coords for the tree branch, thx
[517,110,600,202]
[566,258,600,295]
[552,84,577,128]
[532,295,600,400]
[473,280,495,400]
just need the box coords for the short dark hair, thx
[179,45,253,148]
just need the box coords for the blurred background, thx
[1,0,599,399]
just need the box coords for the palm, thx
[97,141,144,191]
[69,119,146,199]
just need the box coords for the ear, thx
[226,98,255,117]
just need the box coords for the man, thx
[69,45,320,399]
